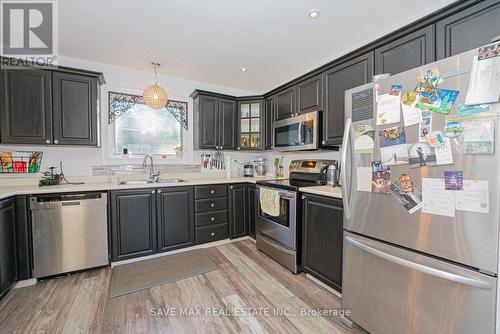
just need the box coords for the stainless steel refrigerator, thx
[341,45,499,334]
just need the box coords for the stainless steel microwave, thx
[273,111,319,151]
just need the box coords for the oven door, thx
[273,111,318,151]
[256,186,297,249]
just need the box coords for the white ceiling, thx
[59,0,457,94]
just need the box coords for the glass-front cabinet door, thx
[238,100,263,150]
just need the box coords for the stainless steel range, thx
[256,159,337,273]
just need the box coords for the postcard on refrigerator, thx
[378,127,406,147]
[422,178,455,218]
[419,109,432,142]
[465,43,500,104]
[356,167,372,192]
[435,138,454,166]
[444,171,463,190]
[354,124,375,154]
[376,93,401,125]
[401,93,422,127]
[415,69,440,95]
[408,142,436,168]
[455,180,489,214]
[390,179,423,214]
[371,161,391,194]
[380,144,409,166]
[463,120,495,155]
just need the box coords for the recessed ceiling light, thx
[307,9,320,19]
[241,67,247,72]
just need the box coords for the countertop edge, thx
[299,186,343,199]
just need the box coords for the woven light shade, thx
[143,84,168,109]
[143,62,168,109]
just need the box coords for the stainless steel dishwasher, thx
[30,192,109,278]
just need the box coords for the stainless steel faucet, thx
[143,154,160,182]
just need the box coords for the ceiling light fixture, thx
[307,9,320,19]
[143,62,168,109]
[241,67,247,72]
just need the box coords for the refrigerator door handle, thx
[345,235,493,290]
[341,118,352,219]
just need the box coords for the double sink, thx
[119,179,187,185]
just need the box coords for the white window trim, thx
[101,86,194,165]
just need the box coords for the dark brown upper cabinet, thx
[0,67,103,146]
[436,0,500,59]
[52,72,98,146]
[275,87,296,120]
[196,94,218,149]
[218,98,237,150]
[374,25,435,76]
[0,69,52,145]
[297,74,323,113]
[192,90,237,150]
[237,99,263,150]
[322,52,374,146]
[264,96,275,149]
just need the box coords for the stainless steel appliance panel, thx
[256,186,297,249]
[31,193,109,278]
[343,48,500,273]
[343,232,496,334]
[274,111,319,151]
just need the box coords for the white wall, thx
[0,56,257,177]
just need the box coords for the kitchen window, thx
[108,91,188,159]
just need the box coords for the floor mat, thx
[109,249,218,298]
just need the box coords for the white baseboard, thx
[111,236,252,267]
[305,273,342,298]
[14,278,37,289]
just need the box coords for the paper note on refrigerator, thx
[455,180,489,214]
[422,178,455,217]
[465,45,500,105]
[401,98,422,127]
[356,167,372,192]
[376,93,401,125]
[435,137,453,165]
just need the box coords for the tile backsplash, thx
[92,164,201,176]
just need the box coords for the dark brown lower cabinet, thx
[302,193,343,292]
[110,189,157,261]
[229,184,248,239]
[156,187,194,253]
[111,187,197,261]
[0,197,17,300]
[248,185,257,239]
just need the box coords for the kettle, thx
[326,162,340,186]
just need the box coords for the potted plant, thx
[174,146,183,157]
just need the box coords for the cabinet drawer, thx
[195,185,227,199]
[196,210,227,227]
[195,197,227,213]
[195,223,229,244]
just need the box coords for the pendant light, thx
[143,62,168,109]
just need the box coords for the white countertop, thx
[299,185,343,199]
[0,176,273,200]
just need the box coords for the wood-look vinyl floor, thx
[0,240,355,334]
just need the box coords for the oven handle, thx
[256,185,296,199]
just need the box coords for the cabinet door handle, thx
[322,140,326,145]
[211,232,215,236]
[230,186,233,189]
[151,190,155,194]
[220,146,223,149]
[302,195,305,199]
[210,203,215,207]
[157,189,161,193]
[45,139,51,144]
[237,147,240,150]
[54,139,59,144]
[210,217,215,221]
[210,190,215,194]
